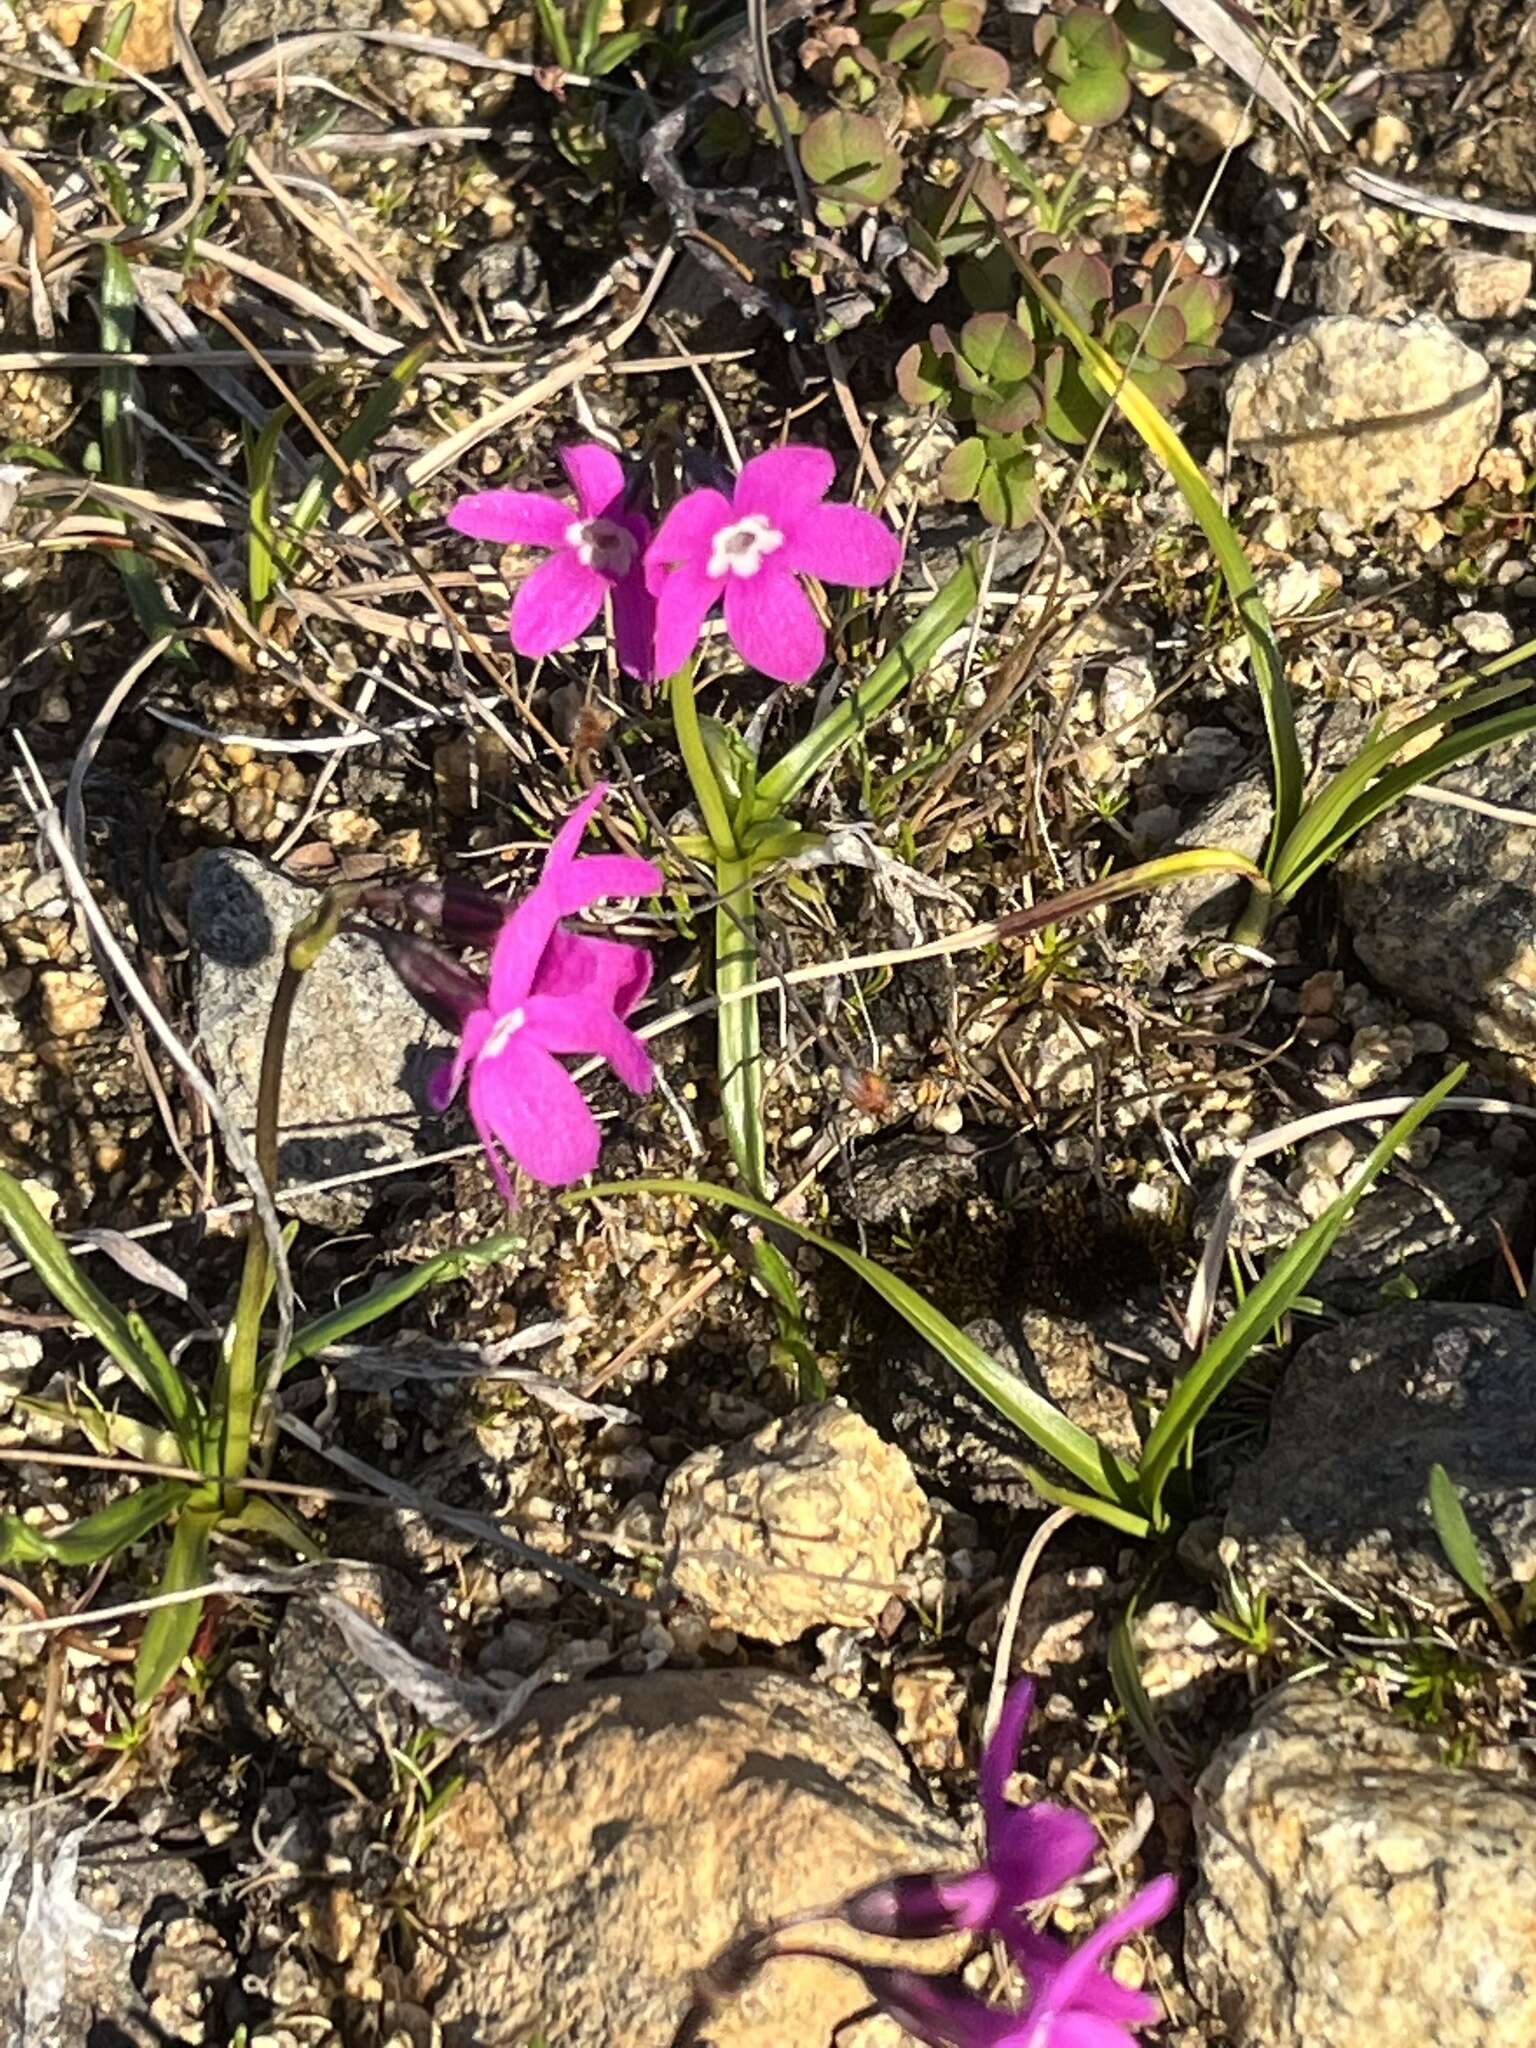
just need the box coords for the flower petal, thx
[1042,2015,1146,2048]
[448,489,571,547]
[654,560,725,676]
[857,1968,1027,2048]
[487,894,556,1015]
[509,550,607,660]
[526,991,654,1095]
[733,445,835,525]
[991,1804,1098,1903]
[723,562,825,683]
[559,442,626,517]
[469,1037,603,1190]
[434,1008,493,1113]
[647,487,734,577]
[535,930,652,1017]
[981,1677,1035,1846]
[778,501,903,586]
[610,564,657,683]
[1048,1876,1177,2015]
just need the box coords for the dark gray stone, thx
[269,1562,442,1769]
[1224,1303,1536,1610]
[839,1131,981,1227]
[1338,730,1536,1053]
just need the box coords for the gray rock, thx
[1206,1149,1530,1311]
[1228,315,1501,527]
[1188,1683,1536,2048]
[211,0,383,65]
[1338,731,1536,1053]
[414,1669,967,2048]
[189,850,452,1219]
[269,1562,444,1769]
[1224,1303,1536,1610]
[840,1130,981,1226]
[0,1810,231,2048]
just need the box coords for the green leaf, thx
[243,401,293,609]
[584,1178,1141,1505]
[533,0,574,67]
[0,1168,203,1460]
[282,1230,523,1377]
[223,1493,323,1560]
[1020,254,1302,876]
[134,1497,219,1706]
[940,436,989,503]
[1136,1068,1465,1522]
[0,1480,189,1568]
[1115,0,1185,72]
[974,438,1038,526]
[896,338,955,407]
[756,552,981,811]
[715,861,767,1195]
[1038,6,1132,126]
[959,311,1035,383]
[799,110,902,221]
[98,247,184,651]
[278,341,434,579]
[1428,1461,1515,1639]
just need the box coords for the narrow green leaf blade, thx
[0,1479,189,1568]
[1426,1460,1513,1642]
[583,1177,1140,1502]
[278,339,434,575]
[756,553,980,812]
[0,1169,201,1457]
[282,1229,521,1376]
[1138,1067,1465,1517]
[134,1499,218,1705]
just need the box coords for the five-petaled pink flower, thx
[424,785,662,1196]
[448,444,654,681]
[644,445,902,684]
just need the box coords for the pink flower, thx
[447,444,654,681]
[843,1680,1096,1943]
[423,785,662,1196]
[643,445,903,684]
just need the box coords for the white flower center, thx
[566,516,636,578]
[706,513,784,580]
[483,1006,527,1059]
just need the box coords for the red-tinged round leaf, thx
[896,340,952,406]
[1129,360,1187,411]
[799,109,902,209]
[1111,301,1188,364]
[1038,347,1103,445]
[975,442,1038,527]
[1040,7,1132,127]
[940,41,1010,97]
[959,310,1034,384]
[887,14,942,64]
[972,383,1042,434]
[1040,247,1113,324]
[938,0,985,32]
[940,436,989,503]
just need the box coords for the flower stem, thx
[668,661,737,862]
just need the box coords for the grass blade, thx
[1428,1461,1515,1640]
[583,1177,1141,1503]
[282,1229,523,1376]
[0,1479,188,1568]
[715,861,766,1194]
[756,553,981,812]
[277,340,434,578]
[243,402,292,610]
[134,1494,218,1705]
[1017,257,1302,866]
[1137,1066,1465,1521]
[0,1168,203,1458]
[99,247,183,648]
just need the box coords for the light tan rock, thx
[1149,74,1256,164]
[1188,1683,1536,2047]
[45,0,193,72]
[39,966,106,1038]
[1229,315,1501,528]
[662,1400,930,1644]
[416,1670,968,2047]
[1439,247,1532,322]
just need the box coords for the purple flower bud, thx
[400,876,509,950]
[842,1871,1000,1939]
[366,926,487,1034]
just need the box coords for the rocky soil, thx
[2,0,1536,2045]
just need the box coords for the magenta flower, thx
[643,445,902,684]
[447,443,654,680]
[843,1679,1097,1944]
[384,785,662,1196]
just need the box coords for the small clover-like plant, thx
[858,0,1010,127]
[897,234,1231,523]
[1034,7,1132,126]
[798,108,902,226]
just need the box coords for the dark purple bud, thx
[840,1870,995,1939]
[365,926,486,1034]
[400,876,509,950]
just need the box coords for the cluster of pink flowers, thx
[373,784,660,1198]
[447,441,902,686]
[783,1677,1175,2048]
